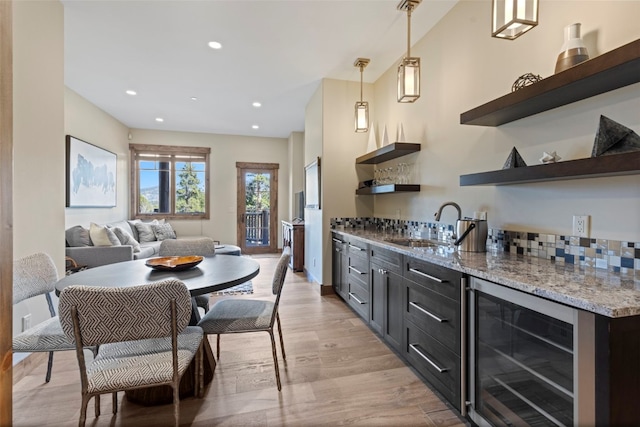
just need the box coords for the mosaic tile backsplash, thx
[331,217,640,277]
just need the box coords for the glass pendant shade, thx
[397,57,420,103]
[492,0,539,40]
[355,101,369,133]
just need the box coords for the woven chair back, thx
[13,253,58,304]
[58,279,192,346]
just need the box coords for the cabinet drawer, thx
[405,320,460,410]
[405,279,460,354]
[347,238,368,259]
[347,254,369,282]
[370,245,402,274]
[347,278,369,319]
[404,257,462,301]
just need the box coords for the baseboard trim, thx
[12,352,48,385]
[320,285,335,296]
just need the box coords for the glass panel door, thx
[475,290,574,426]
[236,163,278,254]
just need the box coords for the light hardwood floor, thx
[13,254,467,426]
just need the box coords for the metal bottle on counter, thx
[434,202,488,252]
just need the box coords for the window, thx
[130,144,210,220]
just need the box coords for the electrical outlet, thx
[22,314,31,332]
[573,215,590,237]
[474,211,487,220]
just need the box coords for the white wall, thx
[64,87,131,228]
[304,84,324,284]
[130,129,289,246]
[371,0,640,241]
[12,0,65,344]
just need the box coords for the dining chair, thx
[12,252,77,383]
[58,279,204,427]
[197,247,291,391]
[159,237,217,313]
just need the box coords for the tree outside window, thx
[130,144,210,220]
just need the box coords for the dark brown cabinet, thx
[370,245,403,352]
[282,220,304,272]
[331,233,347,299]
[345,238,370,319]
[403,255,464,411]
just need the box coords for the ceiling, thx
[63,0,457,139]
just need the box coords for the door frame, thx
[236,162,279,254]
[0,1,14,423]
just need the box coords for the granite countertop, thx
[333,228,640,318]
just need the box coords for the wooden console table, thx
[282,220,304,272]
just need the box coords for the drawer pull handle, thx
[409,343,448,373]
[409,302,447,323]
[348,244,365,251]
[408,267,446,283]
[349,266,365,275]
[332,238,343,244]
[348,292,366,304]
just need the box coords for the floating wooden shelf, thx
[355,142,421,165]
[355,184,420,195]
[459,151,640,186]
[460,39,640,126]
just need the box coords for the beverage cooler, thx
[466,277,596,426]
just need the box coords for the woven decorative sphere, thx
[512,73,543,92]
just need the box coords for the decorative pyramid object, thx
[381,124,390,146]
[397,123,406,142]
[502,147,527,169]
[366,125,378,153]
[591,115,640,157]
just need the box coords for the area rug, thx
[213,281,253,296]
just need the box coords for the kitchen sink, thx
[384,237,446,248]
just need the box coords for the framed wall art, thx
[304,157,320,209]
[66,135,117,207]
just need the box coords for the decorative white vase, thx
[555,23,589,73]
[366,126,378,153]
[381,125,390,146]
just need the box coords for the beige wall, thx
[288,131,304,220]
[12,0,65,340]
[130,129,289,246]
[64,87,131,228]
[371,0,640,241]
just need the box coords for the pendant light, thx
[492,0,539,40]
[354,58,370,133]
[397,0,421,103]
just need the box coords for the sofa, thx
[65,219,204,269]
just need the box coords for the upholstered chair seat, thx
[198,247,290,391]
[12,252,78,383]
[59,279,203,427]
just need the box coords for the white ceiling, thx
[63,0,457,139]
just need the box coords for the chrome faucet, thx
[434,201,462,222]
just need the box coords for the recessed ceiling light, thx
[155,118,164,123]
[208,41,222,50]
[252,102,261,108]
[191,97,198,101]
[252,125,259,129]
[126,90,137,96]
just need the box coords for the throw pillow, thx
[65,225,92,247]
[135,220,158,243]
[151,222,177,241]
[89,223,121,246]
[127,219,142,241]
[113,227,142,253]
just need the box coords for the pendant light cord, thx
[406,6,412,58]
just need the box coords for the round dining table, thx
[55,254,260,297]
[55,254,260,405]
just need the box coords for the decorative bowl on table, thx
[145,255,204,271]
